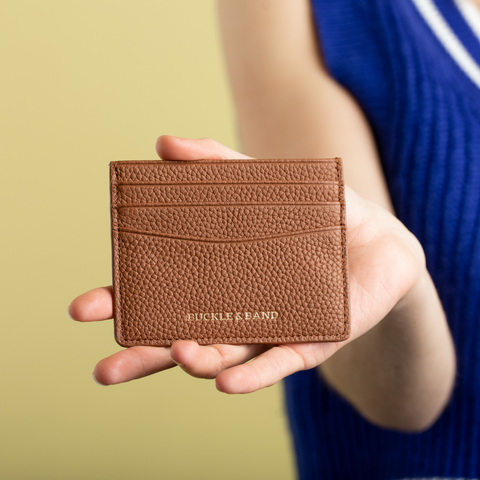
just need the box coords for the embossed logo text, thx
[186,311,279,321]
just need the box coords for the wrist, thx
[380,215,428,316]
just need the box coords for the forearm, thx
[320,267,456,432]
[218,0,395,213]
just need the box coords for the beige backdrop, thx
[0,1,295,479]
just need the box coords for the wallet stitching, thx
[115,159,338,166]
[112,164,125,344]
[118,335,349,346]
[112,160,349,344]
[117,203,343,208]
[335,158,348,336]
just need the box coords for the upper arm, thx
[217,0,394,213]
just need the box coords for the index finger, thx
[68,286,113,322]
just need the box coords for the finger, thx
[68,286,113,322]
[92,346,176,385]
[170,340,270,379]
[215,342,341,394]
[155,135,252,161]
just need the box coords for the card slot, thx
[115,201,343,207]
[116,183,341,205]
[112,159,341,185]
[115,204,343,240]
[115,225,342,244]
[113,228,349,346]
[115,181,341,186]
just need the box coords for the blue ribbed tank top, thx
[283,1,480,478]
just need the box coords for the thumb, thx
[155,135,252,161]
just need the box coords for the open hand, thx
[69,135,425,393]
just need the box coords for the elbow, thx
[362,407,446,434]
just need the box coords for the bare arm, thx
[218,0,456,431]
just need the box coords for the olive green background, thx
[0,1,295,479]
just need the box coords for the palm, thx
[69,136,421,393]
[343,190,419,338]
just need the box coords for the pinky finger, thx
[93,346,176,385]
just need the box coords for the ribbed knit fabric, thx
[283,1,480,479]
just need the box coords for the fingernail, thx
[67,305,75,321]
[171,357,185,367]
[169,349,184,367]
[92,373,108,386]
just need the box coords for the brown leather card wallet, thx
[110,158,350,347]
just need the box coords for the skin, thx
[69,0,457,433]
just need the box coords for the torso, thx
[285,0,480,478]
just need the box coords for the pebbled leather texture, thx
[110,158,350,347]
